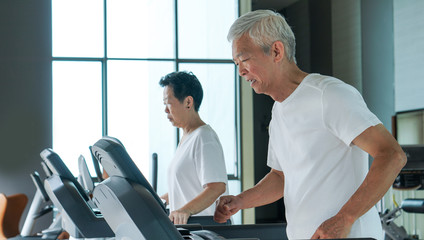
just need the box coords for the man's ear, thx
[272,41,285,63]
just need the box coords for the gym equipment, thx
[91,136,258,240]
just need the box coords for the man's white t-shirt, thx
[267,74,384,239]
[168,124,228,216]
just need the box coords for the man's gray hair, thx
[227,9,296,63]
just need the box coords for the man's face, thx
[232,35,274,94]
[163,86,186,128]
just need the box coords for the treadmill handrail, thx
[91,137,166,212]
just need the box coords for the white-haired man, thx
[214,9,406,239]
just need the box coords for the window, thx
[52,61,102,169]
[52,0,241,222]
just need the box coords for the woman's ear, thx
[185,96,194,109]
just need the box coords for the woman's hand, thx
[169,208,191,224]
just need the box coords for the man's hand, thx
[169,209,191,225]
[214,195,243,223]
[214,169,285,224]
[310,214,353,239]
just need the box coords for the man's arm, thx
[169,182,226,224]
[311,123,407,239]
[214,168,285,223]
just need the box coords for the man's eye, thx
[241,58,249,62]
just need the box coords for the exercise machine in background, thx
[381,145,424,240]
[40,148,114,239]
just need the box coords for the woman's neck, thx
[182,114,205,136]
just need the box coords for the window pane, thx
[107,0,175,59]
[179,63,237,175]
[178,0,238,59]
[107,60,176,195]
[53,61,102,175]
[52,0,104,57]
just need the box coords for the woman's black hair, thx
[159,71,203,112]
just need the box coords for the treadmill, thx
[91,136,263,240]
[40,148,114,239]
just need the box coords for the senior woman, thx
[159,71,228,225]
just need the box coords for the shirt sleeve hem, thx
[343,116,382,146]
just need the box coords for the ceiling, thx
[252,0,300,11]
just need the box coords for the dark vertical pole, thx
[151,153,158,191]
[175,0,180,145]
[309,0,333,76]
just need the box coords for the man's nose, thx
[238,65,247,76]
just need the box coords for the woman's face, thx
[163,85,187,128]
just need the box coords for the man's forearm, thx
[238,169,285,209]
[338,151,406,224]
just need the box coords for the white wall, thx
[394,0,424,112]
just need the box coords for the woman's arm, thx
[169,182,226,224]
[160,193,169,206]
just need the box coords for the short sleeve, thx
[194,132,228,187]
[322,82,381,146]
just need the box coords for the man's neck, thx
[269,62,308,102]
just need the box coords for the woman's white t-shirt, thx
[267,74,384,239]
[167,124,228,216]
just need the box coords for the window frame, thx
[52,0,241,180]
